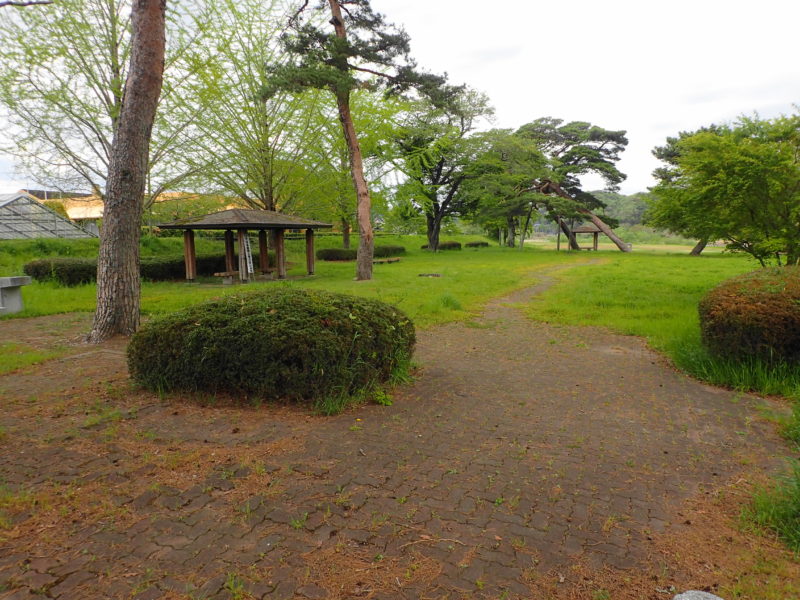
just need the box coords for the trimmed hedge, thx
[317,245,406,261]
[127,288,416,410]
[23,253,276,285]
[420,241,462,251]
[699,267,800,362]
[23,257,96,286]
[465,241,490,248]
[316,248,357,261]
[374,245,405,258]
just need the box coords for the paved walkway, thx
[0,273,787,599]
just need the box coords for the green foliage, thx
[741,461,800,552]
[127,288,416,412]
[317,248,357,261]
[318,245,405,261]
[421,241,461,251]
[649,113,800,265]
[699,267,800,363]
[593,191,650,226]
[515,117,629,212]
[23,253,277,285]
[393,89,494,250]
[373,245,405,258]
[24,258,97,286]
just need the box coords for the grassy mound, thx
[127,288,416,413]
[699,267,800,362]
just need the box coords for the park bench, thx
[0,276,32,315]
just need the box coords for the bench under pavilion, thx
[159,208,332,282]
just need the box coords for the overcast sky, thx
[373,0,800,193]
[1,0,798,194]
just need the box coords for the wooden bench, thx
[0,276,32,315]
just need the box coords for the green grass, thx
[5,236,587,329]
[0,342,64,375]
[527,252,800,400]
[741,461,800,554]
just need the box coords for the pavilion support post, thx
[306,229,315,275]
[258,230,269,274]
[183,229,196,281]
[275,229,286,279]
[593,232,599,251]
[224,230,235,273]
[237,228,248,282]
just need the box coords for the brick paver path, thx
[0,274,786,599]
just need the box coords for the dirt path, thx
[0,270,793,600]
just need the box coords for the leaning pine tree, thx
[268,0,455,280]
[88,0,166,342]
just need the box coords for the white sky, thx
[1,0,798,194]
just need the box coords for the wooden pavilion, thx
[159,208,332,282]
[556,221,602,251]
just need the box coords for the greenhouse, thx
[0,192,96,239]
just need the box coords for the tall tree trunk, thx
[519,203,535,250]
[690,238,707,255]
[426,213,441,251]
[506,216,517,248]
[328,0,372,280]
[88,0,165,343]
[341,217,351,249]
[577,209,630,252]
[558,218,580,250]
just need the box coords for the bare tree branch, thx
[0,1,53,7]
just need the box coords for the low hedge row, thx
[316,245,406,261]
[699,267,800,363]
[24,252,277,285]
[421,241,462,251]
[127,288,416,411]
[465,241,490,248]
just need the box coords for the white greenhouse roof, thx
[0,193,97,239]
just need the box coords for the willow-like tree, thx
[88,0,166,342]
[268,0,450,280]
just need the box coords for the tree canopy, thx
[648,113,800,265]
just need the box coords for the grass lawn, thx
[6,236,590,329]
[527,251,800,401]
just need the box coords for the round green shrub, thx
[127,288,416,407]
[420,241,462,251]
[699,267,800,362]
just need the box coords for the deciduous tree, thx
[394,90,493,251]
[649,114,800,266]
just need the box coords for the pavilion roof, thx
[572,223,602,233]
[159,208,332,230]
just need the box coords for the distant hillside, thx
[591,191,650,226]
